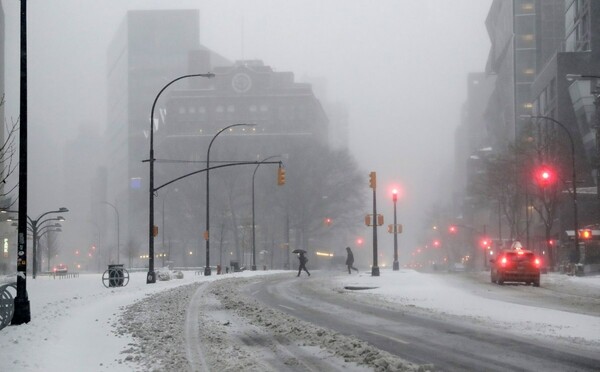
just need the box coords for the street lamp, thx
[205,123,256,276]
[252,155,281,271]
[392,189,399,271]
[2,207,68,281]
[101,201,120,264]
[521,114,580,263]
[148,72,215,284]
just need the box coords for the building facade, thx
[466,0,600,268]
[106,10,229,259]
[156,60,328,267]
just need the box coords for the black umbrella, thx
[292,249,307,254]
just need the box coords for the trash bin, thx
[108,264,125,287]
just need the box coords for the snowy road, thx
[242,271,600,372]
[6,269,597,371]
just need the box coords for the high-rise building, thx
[158,59,328,266]
[485,0,538,150]
[106,10,228,251]
[480,0,600,265]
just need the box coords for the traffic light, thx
[324,218,332,226]
[579,229,592,240]
[277,166,286,186]
[535,165,556,188]
[356,237,364,246]
[433,239,440,248]
[369,171,376,189]
[448,225,457,234]
[480,238,490,248]
[392,188,398,202]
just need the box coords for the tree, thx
[0,94,19,207]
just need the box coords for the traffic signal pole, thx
[370,172,380,276]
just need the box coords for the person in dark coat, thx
[346,247,359,274]
[297,252,310,277]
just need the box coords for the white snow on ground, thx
[0,268,599,371]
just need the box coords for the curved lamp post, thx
[148,72,215,284]
[252,155,281,271]
[521,114,580,263]
[204,123,256,276]
[101,201,120,264]
[3,207,69,279]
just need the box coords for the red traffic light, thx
[535,165,556,187]
[433,239,441,248]
[356,238,364,245]
[448,225,457,234]
[480,238,491,248]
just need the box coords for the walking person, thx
[297,251,310,277]
[346,246,359,274]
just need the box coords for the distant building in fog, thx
[107,10,331,268]
[164,60,328,140]
[106,9,229,252]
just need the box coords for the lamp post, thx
[521,115,580,263]
[205,123,256,276]
[3,208,68,279]
[147,72,215,284]
[14,0,29,325]
[101,201,120,264]
[252,155,281,271]
[392,189,399,271]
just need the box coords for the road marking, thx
[367,330,410,344]
[279,304,295,311]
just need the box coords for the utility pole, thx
[13,0,30,325]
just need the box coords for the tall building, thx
[106,10,228,253]
[480,0,600,266]
[485,0,539,150]
[158,59,328,266]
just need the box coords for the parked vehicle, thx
[490,243,541,287]
[53,264,68,274]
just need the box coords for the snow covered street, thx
[1,269,599,371]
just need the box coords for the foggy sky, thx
[2,0,491,256]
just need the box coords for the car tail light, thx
[534,258,541,267]
[500,256,507,267]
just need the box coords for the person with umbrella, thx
[346,246,359,274]
[293,249,310,277]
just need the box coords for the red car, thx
[490,247,541,287]
[53,264,68,274]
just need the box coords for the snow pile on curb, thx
[115,277,429,371]
[116,282,203,371]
